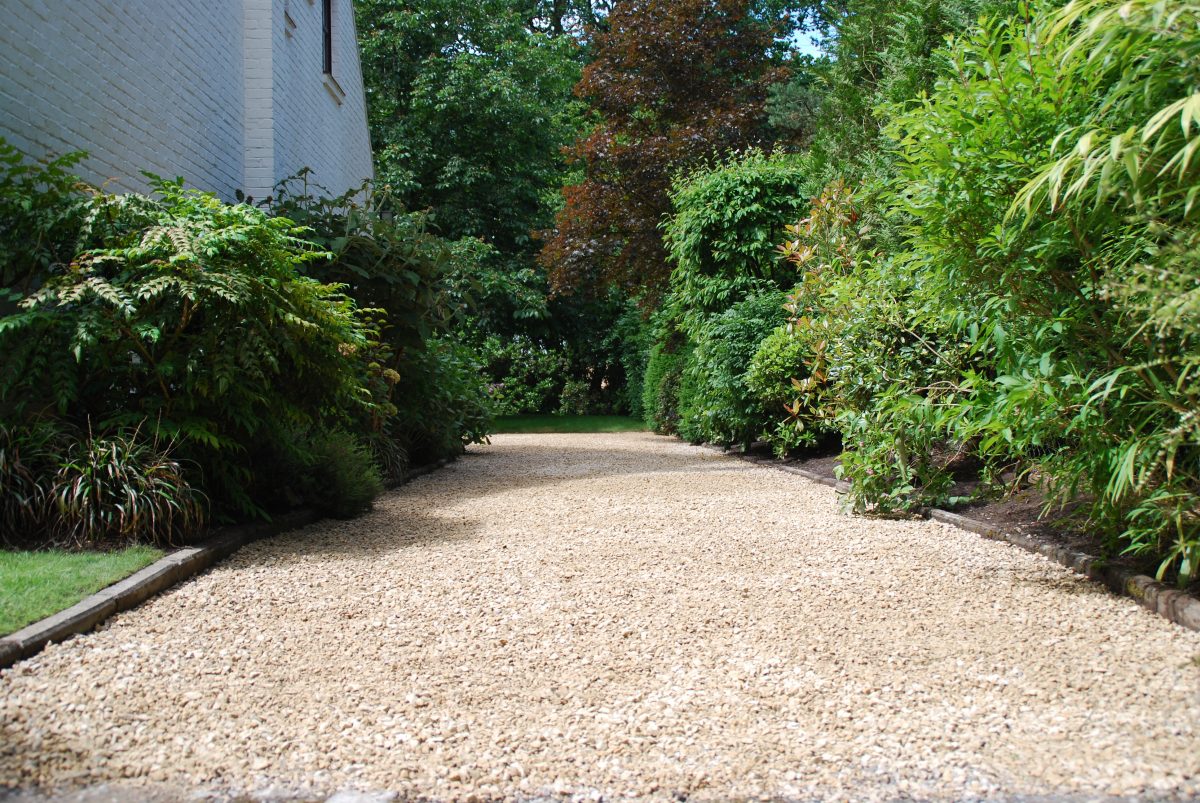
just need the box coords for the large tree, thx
[539,0,792,299]
[355,0,588,251]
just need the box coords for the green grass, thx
[0,546,164,636]
[493,415,648,434]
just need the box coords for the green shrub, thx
[0,140,87,297]
[677,291,789,449]
[745,326,833,455]
[392,336,492,464]
[296,430,385,519]
[476,334,568,416]
[609,302,653,420]
[364,427,410,485]
[1010,0,1200,582]
[781,0,1200,584]
[269,174,495,462]
[664,149,813,334]
[556,378,592,416]
[0,175,375,516]
[0,424,60,543]
[774,178,967,508]
[641,337,692,435]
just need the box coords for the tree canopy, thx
[538,0,795,299]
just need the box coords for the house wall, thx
[0,1,246,198]
[0,0,373,203]
[267,0,374,201]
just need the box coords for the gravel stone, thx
[3,433,1199,801]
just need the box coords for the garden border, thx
[699,443,1200,633]
[0,458,452,671]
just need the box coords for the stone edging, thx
[0,458,453,671]
[698,443,1200,633]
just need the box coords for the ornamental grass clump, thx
[49,426,205,548]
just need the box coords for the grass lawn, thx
[0,546,164,636]
[493,415,648,434]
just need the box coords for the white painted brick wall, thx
[269,0,374,200]
[0,0,373,202]
[0,1,245,198]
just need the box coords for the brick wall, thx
[0,0,373,202]
[0,1,245,198]
[268,0,374,200]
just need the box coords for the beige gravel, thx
[3,432,1200,801]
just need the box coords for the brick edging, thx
[696,441,1200,633]
[0,458,454,671]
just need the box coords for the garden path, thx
[3,432,1200,802]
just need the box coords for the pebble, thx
[2,433,1199,801]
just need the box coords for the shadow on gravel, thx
[233,507,486,566]
[414,437,766,504]
[231,435,798,569]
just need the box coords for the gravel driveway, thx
[3,432,1199,802]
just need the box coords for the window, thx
[322,0,333,74]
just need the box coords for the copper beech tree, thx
[539,0,791,300]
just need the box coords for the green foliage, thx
[676,291,789,448]
[0,178,372,514]
[0,150,490,539]
[746,328,806,411]
[392,336,492,464]
[0,424,61,543]
[747,0,1200,585]
[664,149,812,332]
[49,426,205,548]
[805,0,1019,172]
[296,430,386,519]
[1011,0,1200,583]
[0,141,87,296]
[557,378,594,416]
[478,334,570,416]
[269,173,462,348]
[745,326,828,455]
[765,54,828,147]
[356,0,586,250]
[268,173,495,462]
[641,337,692,434]
[611,303,653,420]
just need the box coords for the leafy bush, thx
[611,303,653,420]
[476,334,568,416]
[556,379,592,416]
[269,173,495,458]
[0,178,373,515]
[642,336,692,435]
[0,141,87,296]
[295,430,385,519]
[746,327,826,455]
[1010,0,1200,582]
[0,424,59,543]
[391,336,492,464]
[773,178,969,508]
[677,291,789,449]
[664,149,812,333]
[765,0,1200,584]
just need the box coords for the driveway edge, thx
[699,442,1200,633]
[0,458,453,671]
